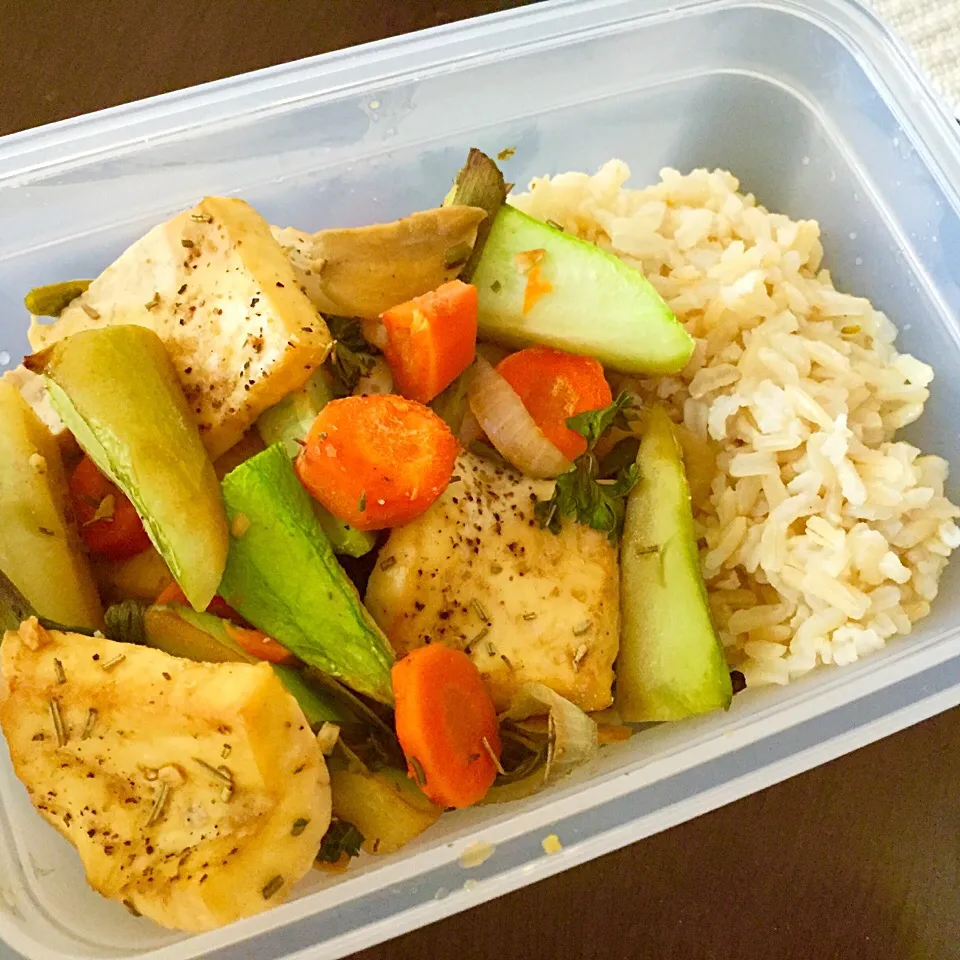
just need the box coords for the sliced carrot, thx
[155,582,245,624]
[155,581,189,606]
[295,394,459,531]
[381,280,478,404]
[496,346,613,460]
[69,455,152,561]
[597,724,633,745]
[392,645,501,809]
[224,622,299,666]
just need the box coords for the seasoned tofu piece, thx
[0,619,330,932]
[28,198,331,459]
[366,453,619,711]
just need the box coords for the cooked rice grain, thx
[512,162,960,686]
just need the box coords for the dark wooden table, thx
[3,2,960,958]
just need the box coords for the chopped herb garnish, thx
[84,494,115,526]
[325,316,377,395]
[490,280,502,293]
[81,708,98,740]
[358,490,367,513]
[100,653,126,672]
[535,391,641,542]
[572,643,588,671]
[261,875,284,900]
[192,757,234,786]
[291,818,311,837]
[49,698,66,746]
[145,781,170,827]
[379,556,397,572]
[522,612,538,621]
[471,599,490,623]
[316,819,365,864]
[53,658,66,684]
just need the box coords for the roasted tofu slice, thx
[28,197,331,459]
[0,619,330,932]
[365,453,619,711]
[272,205,486,319]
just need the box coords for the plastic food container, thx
[3,0,960,957]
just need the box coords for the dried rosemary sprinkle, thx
[122,900,142,917]
[409,756,427,787]
[471,599,490,623]
[101,653,126,672]
[144,292,160,311]
[262,875,284,900]
[572,644,588,671]
[53,658,66,684]
[486,641,496,657]
[291,818,310,837]
[221,744,232,759]
[469,625,490,647]
[180,238,195,248]
[481,736,506,776]
[379,556,397,572]
[358,490,367,513]
[522,612,538,621]
[191,212,213,223]
[49,698,66,747]
[145,781,170,827]
[81,303,101,320]
[81,708,98,740]
[192,757,234,786]
[572,620,593,637]
[220,784,235,803]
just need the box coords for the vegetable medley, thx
[0,150,732,931]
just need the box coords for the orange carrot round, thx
[155,582,244,624]
[392,645,501,809]
[295,394,459,531]
[69,455,152,561]
[381,280,478,404]
[496,347,612,460]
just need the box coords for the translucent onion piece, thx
[467,357,572,479]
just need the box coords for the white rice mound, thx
[511,162,960,687]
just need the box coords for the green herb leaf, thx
[598,436,641,478]
[316,819,365,863]
[534,392,641,541]
[565,391,639,449]
[325,316,377,396]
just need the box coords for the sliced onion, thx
[501,683,599,777]
[467,357,572,478]
[458,408,483,447]
[360,317,388,350]
[483,684,599,804]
